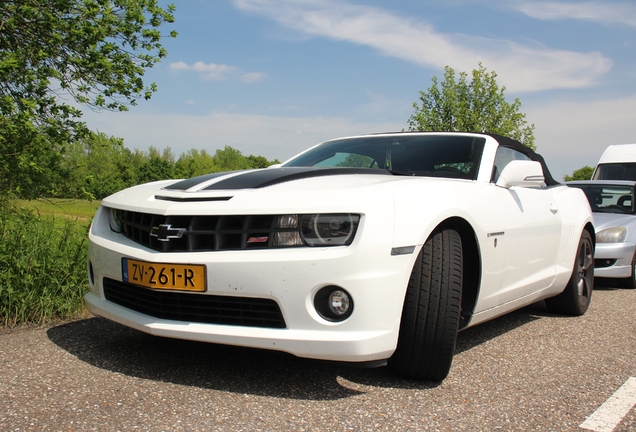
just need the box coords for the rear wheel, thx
[619,252,636,289]
[389,228,463,381]
[546,230,594,316]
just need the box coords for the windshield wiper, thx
[387,169,414,176]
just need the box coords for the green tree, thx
[0,0,177,198]
[247,154,280,169]
[336,154,376,168]
[564,166,594,182]
[0,114,63,199]
[173,148,281,178]
[137,146,175,184]
[408,63,536,150]
[59,132,140,200]
[175,149,218,178]
[212,146,253,171]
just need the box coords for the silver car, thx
[568,180,636,288]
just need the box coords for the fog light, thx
[328,290,350,316]
[314,286,354,322]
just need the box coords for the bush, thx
[0,206,90,327]
[564,166,594,182]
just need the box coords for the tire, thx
[389,228,463,381]
[546,230,594,316]
[619,252,636,289]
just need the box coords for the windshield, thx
[570,184,636,214]
[593,163,636,181]
[283,135,486,180]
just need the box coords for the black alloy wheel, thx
[546,230,594,316]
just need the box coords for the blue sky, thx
[81,0,636,181]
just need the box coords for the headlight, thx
[272,214,360,247]
[300,214,359,246]
[596,226,627,243]
[108,208,123,233]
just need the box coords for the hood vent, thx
[155,195,233,202]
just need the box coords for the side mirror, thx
[496,160,545,189]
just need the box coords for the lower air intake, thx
[103,278,286,329]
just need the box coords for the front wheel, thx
[389,228,463,381]
[546,230,594,316]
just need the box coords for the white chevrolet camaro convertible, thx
[86,132,595,381]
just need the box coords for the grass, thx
[15,198,101,220]
[0,201,94,328]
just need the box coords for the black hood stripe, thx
[164,170,241,191]
[203,167,392,190]
[164,167,391,191]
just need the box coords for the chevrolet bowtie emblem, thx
[150,224,187,242]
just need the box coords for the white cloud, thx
[513,1,636,27]
[232,0,612,93]
[241,72,266,83]
[169,61,266,82]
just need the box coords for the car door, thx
[477,147,563,311]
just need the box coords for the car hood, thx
[593,212,636,231]
[162,167,395,192]
[100,166,446,215]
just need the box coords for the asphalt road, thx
[1,282,635,431]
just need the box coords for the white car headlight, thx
[596,226,627,243]
[300,214,359,246]
[272,214,360,247]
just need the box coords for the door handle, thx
[549,203,559,214]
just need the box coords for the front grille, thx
[103,278,287,329]
[114,210,297,252]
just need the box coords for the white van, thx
[593,143,636,180]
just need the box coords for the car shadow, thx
[594,277,623,289]
[47,317,368,400]
[47,296,597,400]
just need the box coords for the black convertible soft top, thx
[368,131,560,186]
[485,133,559,186]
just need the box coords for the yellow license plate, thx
[122,258,206,292]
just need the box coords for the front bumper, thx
[86,207,417,363]
[594,242,636,278]
[85,292,397,362]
